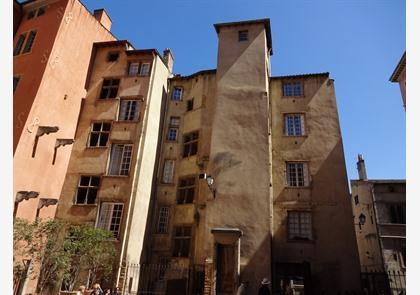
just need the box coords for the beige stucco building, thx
[142,19,361,294]
[390,52,406,110]
[351,155,405,294]
[54,40,173,291]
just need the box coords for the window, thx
[139,63,150,76]
[128,62,139,76]
[177,176,195,204]
[108,144,133,176]
[14,32,27,56]
[158,257,169,280]
[97,202,124,238]
[172,87,183,101]
[186,99,194,112]
[283,82,303,97]
[99,79,120,99]
[182,131,199,158]
[389,204,405,224]
[119,100,140,121]
[167,117,180,141]
[284,114,305,136]
[157,207,170,233]
[76,176,100,204]
[162,160,175,184]
[107,52,119,62]
[88,122,111,147]
[22,31,37,54]
[286,162,309,187]
[172,226,191,257]
[14,31,36,56]
[27,6,47,19]
[354,195,359,205]
[13,76,20,93]
[238,30,248,41]
[287,211,312,240]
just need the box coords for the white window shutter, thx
[119,101,128,121]
[301,114,305,135]
[303,163,309,186]
[98,203,113,230]
[162,160,175,183]
[109,145,123,175]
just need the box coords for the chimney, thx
[357,154,368,180]
[93,9,112,31]
[163,48,174,73]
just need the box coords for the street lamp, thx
[14,191,39,218]
[356,213,366,230]
[199,173,216,199]
[36,198,59,219]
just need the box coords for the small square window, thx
[238,30,248,42]
[287,211,312,240]
[284,114,305,136]
[139,63,150,76]
[76,176,100,204]
[128,62,139,76]
[283,82,303,97]
[108,52,119,62]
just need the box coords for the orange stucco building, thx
[13,0,116,223]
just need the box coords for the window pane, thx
[76,188,87,204]
[22,31,36,54]
[80,176,91,186]
[109,87,118,98]
[128,63,139,76]
[109,145,123,175]
[86,189,97,204]
[90,177,100,187]
[14,33,27,56]
[140,63,150,76]
[99,133,108,146]
[89,133,99,147]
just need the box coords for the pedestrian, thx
[258,278,271,295]
[91,283,104,295]
[77,285,86,295]
[111,287,120,295]
[104,289,111,295]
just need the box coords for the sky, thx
[80,0,406,181]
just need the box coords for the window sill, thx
[103,175,130,178]
[86,146,108,149]
[115,120,141,123]
[96,98,119,102]
[282,135,308,138]
[284,186,311,189]
[282,95,306,99]
[72,203,98,207]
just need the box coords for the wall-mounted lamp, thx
[32,126,60,158]
[36,198,58,219]
[356,213,366,230]
[52,139,74,164]
[14,191,39,218]
[199,173,216,199]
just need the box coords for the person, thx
[258,278,271,295]
[236,281,248,294]
[77,285,86,295]
[91,283,104,295]
[111,287,120,295]
[104,289,111,295]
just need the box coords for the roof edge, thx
[390,51,406,82]
[271,72,330,79]
[170,69,217,80]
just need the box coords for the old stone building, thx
[13,0,115,293]
[54,40,173,291]
[142,19,362,294]
[13,0,115,221]
[351,155,406,294]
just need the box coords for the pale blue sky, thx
[81,0,406,181]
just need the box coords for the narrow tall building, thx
[54,40,173,291]
[13,0,115,222]
[143,19,361,294]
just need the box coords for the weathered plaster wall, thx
[206,22,272,294]
[271,76,361,292]
[13,0,115,222]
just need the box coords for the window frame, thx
[284,113,306,136]
[285,162,310,187]
[161,159,176,184]
[139,63,151,76]
[75,175,101,205]
[157,207,170,234]
[177,175,196,204]
[107,52,120,62]
[99,78,120,100]
[182,130,199,158]
[282,81,304,97]
[118,99,141,122]
[87,121,111,148]
[14,30,37,56]
[27,6,47,20]
[172,226,192,258]
[128,62,140,76]
[107,143,134,176]
[21,30,37,54]
[238,30,249,42]
[287,211,313,241]
[172,87,183,101]
[96,202,124,239]
[186,98,194,112]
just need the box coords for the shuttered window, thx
[162,160,175,184]
[286,162,309,187]
[119,100,140,121]
[108,144,133,176]
[97,202,124,238]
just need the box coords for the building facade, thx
[54,40,173,291]
[143,19,361,294]
[13,0,115,222]
[390,51,406,109]
[351,155,406,294]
